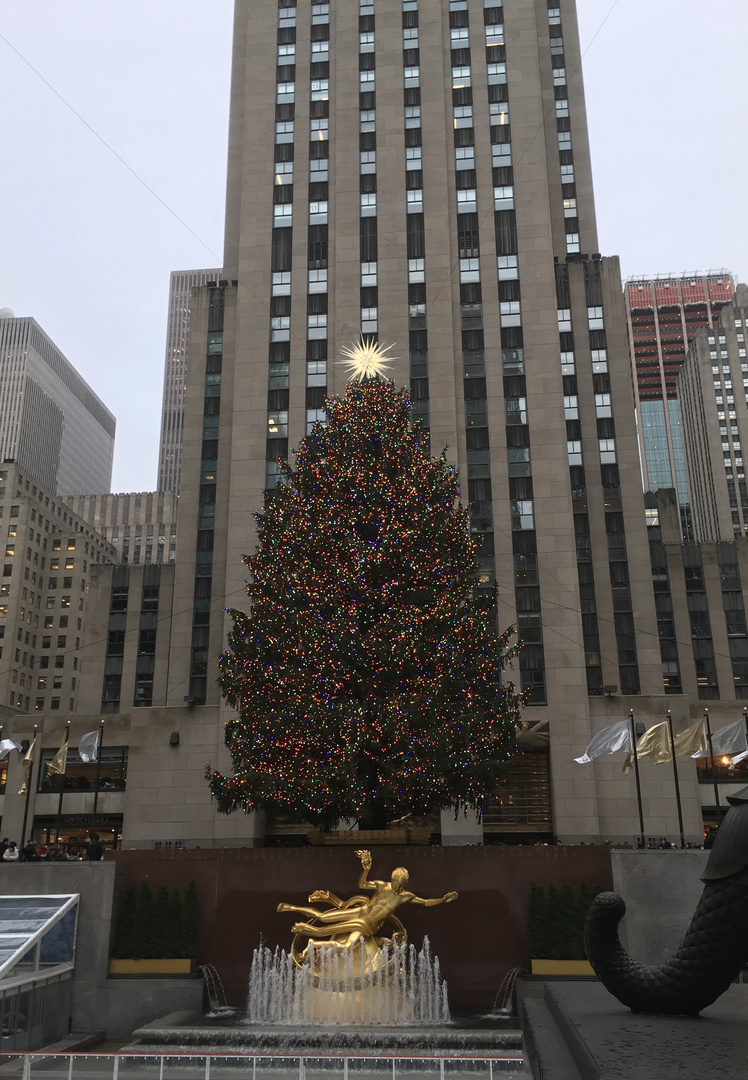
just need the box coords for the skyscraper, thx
[678,284,748,542]
[623,272,735,532]
[157,269,221,494]
[163,0,689,843]
[0,313,115,494]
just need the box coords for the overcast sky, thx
[0,1,746,492]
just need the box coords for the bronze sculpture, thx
[584,785,748,1015]
[277,848,458,969]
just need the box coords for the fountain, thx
[123,850,522,1063]
[247,937,450,1026]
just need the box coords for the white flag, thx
[0,739,22,761]
[692,718,748,758]
[729,748,748,768]
[575,719,633,764]
[78,729,101,763]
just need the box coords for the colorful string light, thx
[209,380,523,826]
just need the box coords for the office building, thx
[61,491,178,565]
[166,0,678,844]
[0,463,115,725]
[624,272,735,532]
[646,485,748,710]
[678,284,748,543]
[0,313,115,495]
[158,270,222,494]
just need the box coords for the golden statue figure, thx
[277,849,458,970]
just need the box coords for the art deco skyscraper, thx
[166,0,690,842]
[157,269,221,494]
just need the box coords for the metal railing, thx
[2,1051,526,1080]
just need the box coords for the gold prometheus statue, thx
[277,848,458,970]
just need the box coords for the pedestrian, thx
[21,840,37,862]
[2,842,19,862]
[703,825,718,849]
[86,834,104,861]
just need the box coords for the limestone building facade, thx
[157,269,222,495]
[678,284,748,543]
[162,0,683,844]
[0,464,115,720]
[61,491,178,566]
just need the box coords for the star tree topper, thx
[339,338,396,383]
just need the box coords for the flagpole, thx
[20,724,38,849]
[703,708,720,816]
[666,710,685,848]
[54,721,71,846]
[629,709,645,848]
[90,719,105,837]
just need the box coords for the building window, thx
[408,259,425,283]
[599,438,617,464]
[360,193,377,217]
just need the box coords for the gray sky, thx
[0,1,746,492]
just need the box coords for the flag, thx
[18,736,35,795]
[78,729,101,763]
[45,732,69,778]
[673,718,707,758]
[623,722,671,774]
[0,738,22,761]
[691,717,748,759]
[730,748,748,768]
[574,719,633,764]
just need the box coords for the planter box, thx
[530,959,595,977]
[109,959,196,976]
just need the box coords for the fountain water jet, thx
[247,936,450,1026]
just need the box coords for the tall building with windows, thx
[0,314,115,495]
[678,284,748,543]
[0,463,115,716]
[162,0,687,845]
[623,272,735,534]
[157,270,222,494]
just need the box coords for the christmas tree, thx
[209,344,523,828]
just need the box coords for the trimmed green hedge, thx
[113,881,199,959]
[526,881,602,960]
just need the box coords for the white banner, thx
[78,729,101,763]
[692,717,748,758]
[575,719,633,764]
[0,738,22,761]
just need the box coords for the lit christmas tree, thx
[209,343,523,828]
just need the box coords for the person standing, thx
[85,834,104,861]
